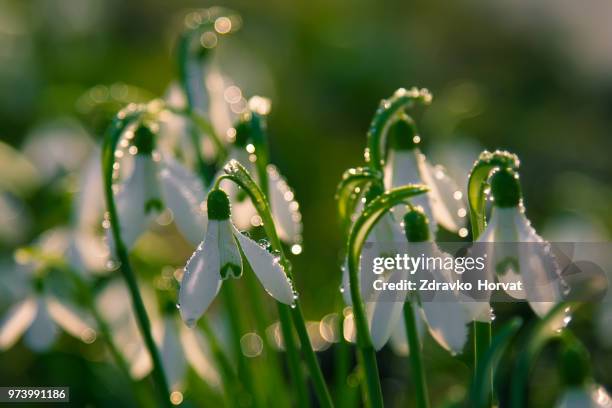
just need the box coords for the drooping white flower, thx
[0,229,97,352]
[179,189,295,327]
[477,168,564,317]
[0,289,96,352]
[113,125,207,249]
[366,208,473,353]
[383,116,466,236]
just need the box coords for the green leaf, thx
[469,317,523,408]
[510,302,578,408]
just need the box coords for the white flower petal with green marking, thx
[159,159,207,246]
[218,220,242,278]
[232,225,294,305]
[24,297,58,352]
[0,297,37,350]
[179,221,223,327]
[479,205,563,316]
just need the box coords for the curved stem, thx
[466,150,520,407]
[403,303,429,408]
[222,161,334,408]
[101,106,171,406]
[345,184,429,408]
[366,87,432,174]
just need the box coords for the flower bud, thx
[403,207,430,242]
[388,116,419,151]
[133,125,156,156]
[490,168,521,207]
[364,181,384,204]
[207,189,231,220]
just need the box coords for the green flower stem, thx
[242,269,291,407]
[403,302,430,408]
[470,318,522,408]
[467,150,520,407]
[222,282,262,407]
[222,160,334,408]
[345,184,429,408]
[277,303,310,408]
[234,110,292,407]
[333,303,351,408]
[102,105,171,406]
[185,129,262,406]
[198,318,241,408]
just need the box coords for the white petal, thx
[389,306,426,356]
[515,211,563,317]
[421,296,469,354]
[179,221,223,326]
[480,207,526,299]
[0,297,37,350]
[268,165,302,245]
[24,298,59,351]
[205,66,236,138]
[157,317,187,390]
[74,148,105,232]
[159,159,207,246]
[96,280,152,379]
[419,157,466,232]
[232,225,294,304]
[115,156,160,249]
[180,326,221,387]
[67,230,110,275]
[384,149,436,234]
[46,296,96,343]
[368,270,408,350]
[186,58,208,115]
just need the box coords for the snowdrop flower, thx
[113,125,207,248]
[367,207,473,353]
[0,231,96,352]
[96,280,219,386]
[383,116,466,237]
[477,168,564,317]
[179,189,295,327]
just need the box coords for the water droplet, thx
[290,303,297,309]
[176,303,181,309]
[489,308,496,321]
[339,285,345,293]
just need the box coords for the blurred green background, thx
[1,0,611,406]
